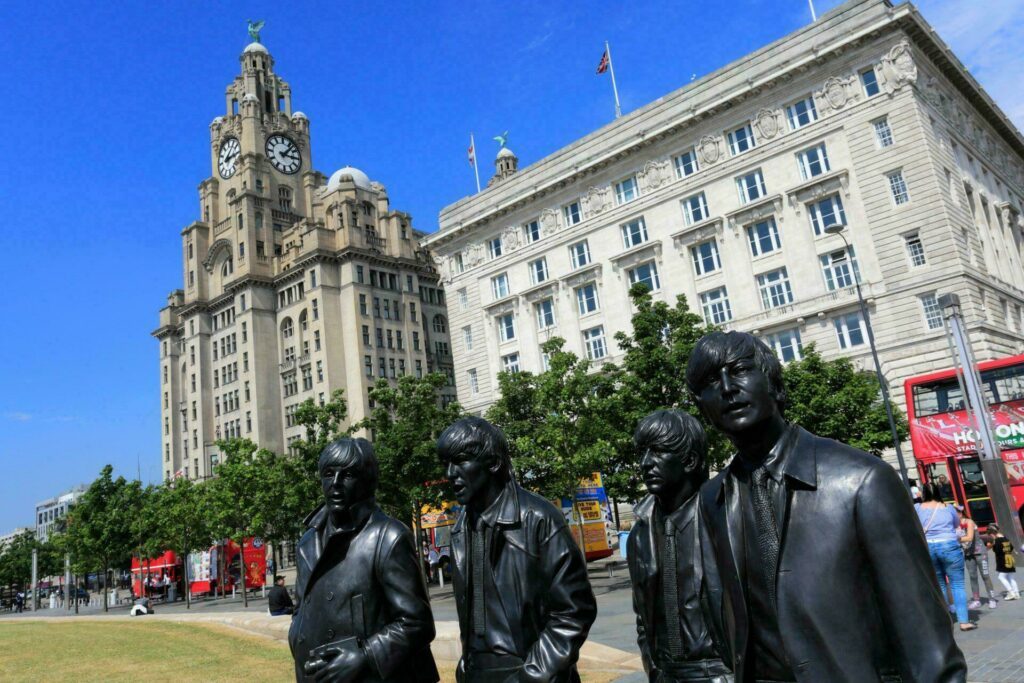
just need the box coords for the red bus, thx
[905,353,1024,526]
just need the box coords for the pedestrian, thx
[960,516,998,609]
[909,478,922,504]
[15,590,24,613]
[917,482,975,631]
[268,575,294,616]
[989,523,1020,600]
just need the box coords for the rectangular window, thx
[359,294,368,315]
[874,118,894,148]
[498,313,516,342]
[536,298,556,329]
[727,123,756,155]
[756,268,795,310]
[681,192,710,225]
[412,331,420,351]
[524,220,541,244]
[674,147,699,178]
[569,240,591,269]
[820,247,860,291]
[627,261,661,292]
[786,96,818,130]
[488,236,503,259]
[502,353,521,373]
[378,357,386,378]
[905,232,927,266]
[529,257,548,285]
[921,293,944,330]
[453,253,464,274]
[458,288,468,311]
[736,169,767,204]
[563,201,582,227]
[314,330,321,351]
[807,194,846,235]
[691,240,721,276]
[888,171,910,205]
[764,328,803,363]
[491,272,510,299]
[834,312,867,349]
[747,217,782,256]
[860,67,880,97]
[362,326,371,346]
[583,326,607,360]
[700,287,733,324]
[540,350,551,372]
[620,217,648,249]
[463,326,473,351]
[614,175,639,205]
[467,369,479,394]
[576,283,600,315]
[796,143,830,180]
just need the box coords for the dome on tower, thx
[327,166,372,191]
[243,42,268,54]
[497,147,516,159]
[292,111,307,120]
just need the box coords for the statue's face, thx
[640,448,690,498]
[696,355,780,437]
[441,449,495,509]
[320,460,372,511]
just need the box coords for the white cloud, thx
[4,412,32,421]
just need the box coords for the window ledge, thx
[559,263,603,289]
[725,193,784,234]
[610,239,663,270]
[785,169,850,213]
[671,217,724,248]
[520,279,561,303]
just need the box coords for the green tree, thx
[0,530,37,591]
[487,337,619,545]
[62,466,140,611]
[604,284,724,502]
[149,478,213,608]
[782,343,908,455]
[361,373,464,580]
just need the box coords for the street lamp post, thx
[824,223,910,486]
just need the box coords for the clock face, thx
[218,137,241,179]
[265,134,301,174]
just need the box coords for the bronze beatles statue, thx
[438,416,597,683]
[289,438,439,683]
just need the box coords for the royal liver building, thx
[154,35,454,482]
[426,0,1024,465]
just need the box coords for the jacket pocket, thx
[351,593,366,640]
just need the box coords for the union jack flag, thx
[596,50,609,74]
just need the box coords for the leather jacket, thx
[289,501,439,683]
[627,493,731,682]
[449,481,597,683]
[699,426,966,683]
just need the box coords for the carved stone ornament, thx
[433,254,452,283]
[465,242,486,268]
[638,160,672,193]
[502,225,522,252]
[878,40,917,95]
[698,135,722,165]
[754,108,782,139]
[818,76,854,110]
[540,208,560,236]
[582,186,612,217]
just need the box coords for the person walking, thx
[917,482,975,631]
[961,516,998,609]
[990,523,1020,600]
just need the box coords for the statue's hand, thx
[313,645,367,683]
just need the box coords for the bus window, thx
[981,364,1024,405]
[912,379,965,417]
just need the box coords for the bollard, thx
[232,586,236,599]
[607,563,615,579]
[438,571,444,589]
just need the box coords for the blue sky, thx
[2,0,1022,531]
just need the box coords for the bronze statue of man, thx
[438,416,597,683]
[687,331,966,682]
[627,410,731,682]
[289,438,439,683]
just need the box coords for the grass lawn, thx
[0,620,621,682]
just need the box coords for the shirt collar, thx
[731,423,798,483]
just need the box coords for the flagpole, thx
[470,133,481,193]
[808,0,817,21]
[605,40,622,118]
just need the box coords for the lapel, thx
[716,469,746,605]
[450,507,468,592]
[778,427,818,553]
[490,482,522,624]
[298,504,326,589]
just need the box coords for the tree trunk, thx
[411,500,430,599]
[183,545,191,609]
[102,562,109,612]
[238,537,248,608]
[611,496,621,531]
[74,573,79,615]
[571,492,588,556]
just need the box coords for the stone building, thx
[424,0,1024,463]
[154,41,454,482]
[35,485,86,543]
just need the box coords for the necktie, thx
[471,526,486,636]
[662,517,684,659]
[751,466,780,608]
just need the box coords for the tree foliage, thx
[0,531,39,588]
[782,343,908,455]
[147,478,214,608]
[361,373,464,521]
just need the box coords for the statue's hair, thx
[685,331,787,415]
[634,410,709,484]
[437,417,513,481]
[318,437,378,492]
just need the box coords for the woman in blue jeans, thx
[916,481,976,631]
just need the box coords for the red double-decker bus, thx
[905,353,1024,526]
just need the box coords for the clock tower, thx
[154,31,454,484]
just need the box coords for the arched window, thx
[281,317,294,339]
[299,310,308,332]
[279,186,292,211]
[432,314,447,334]
[222,258,233,277]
